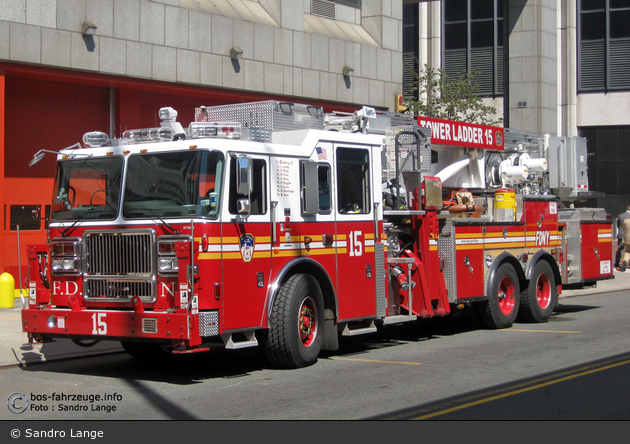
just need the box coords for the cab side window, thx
[336,148,370,214]
[229,158,267,215]
[300,161,331,215]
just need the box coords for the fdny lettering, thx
[52,281,79,295]
[535,231,551,246]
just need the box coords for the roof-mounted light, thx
[188,122,241,139]
[159,107,178,121]
[82,131,109,147]
[122,127,175,144]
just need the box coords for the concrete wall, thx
[577,93,630,128]
[0,0,404,109]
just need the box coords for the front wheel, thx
[264,274,324,368]
[519,260,557,323]
[478,263,520,329]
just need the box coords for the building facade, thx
[405,0,630,219]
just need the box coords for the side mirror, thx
[237,198,250,215]
[236,156,252,195]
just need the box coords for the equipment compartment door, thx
[334,145,378,320]
[581,222,613,280]
[453,224,485,299]
[221,154,271,330]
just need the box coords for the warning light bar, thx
[122,127,176,144]
[188,122,241,140]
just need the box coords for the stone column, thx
[506,0,557,135]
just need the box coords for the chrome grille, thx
[83,230,156,303]
[85,279,154,299]
[85,231,154,275]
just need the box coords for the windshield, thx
[123,150,224,219]
[51,157,123,222]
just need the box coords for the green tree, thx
[404,64,503,126]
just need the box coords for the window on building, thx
[442,0,504,97]
[10,205,42,231]
[578,0,630,92]
[403,2,419,99]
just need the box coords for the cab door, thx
[334,145,378,320]
[221,154,271,330]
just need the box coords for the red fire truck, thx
[20,101,613,368]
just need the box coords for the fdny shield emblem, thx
[239,234,255,262]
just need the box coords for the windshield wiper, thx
[145,207,180,235]
[60,207,92,237]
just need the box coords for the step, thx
[341,321,377,336]
[221,332,258,349]
[382,314,417,325]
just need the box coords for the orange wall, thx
[2,76,110,278]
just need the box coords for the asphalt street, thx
[0,270,627,369]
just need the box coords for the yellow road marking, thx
[329,357,421,366]
[410,358,630,420]
[0,316,21,321]
[503,329,583,334]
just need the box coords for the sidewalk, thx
[0,297,124,369]
[1,270,629,369]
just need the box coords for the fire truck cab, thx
[21,101,613,368]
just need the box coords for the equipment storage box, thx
[195,100,325,132]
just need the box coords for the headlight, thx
[158,257,178,273]
[158,237,188,275]
[52,258,80,273]
[51,239,81,275]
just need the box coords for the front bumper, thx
[21,308,194,342]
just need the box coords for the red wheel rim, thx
[298,297,318,347]
[535,273,551,309]
[497,276,516,315]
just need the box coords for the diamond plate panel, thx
[195,100,324,131]
[437,220,457,302]
[375,243,387,317]
[199,311,220,337]
[559,209,582,283]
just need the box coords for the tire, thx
[479,263,520,329]
[265,273,324,369]
[519,260,557,323]
[121,341,168,359]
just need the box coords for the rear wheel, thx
[519,260,557,323]
[265,273,324,368]
[479,263,520,329]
